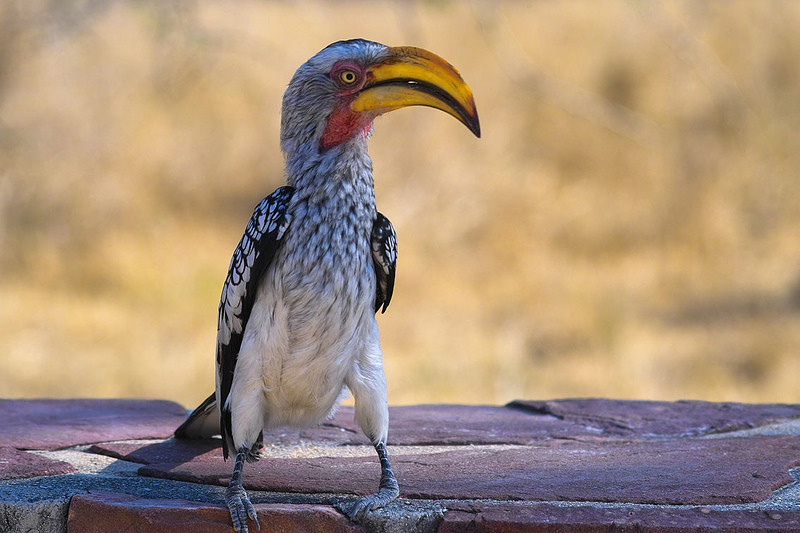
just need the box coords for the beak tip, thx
[469,115,481,138]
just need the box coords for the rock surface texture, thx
[0,398,799,532]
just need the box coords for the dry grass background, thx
[1,1,799,408]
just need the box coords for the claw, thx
[248,501,260,530]
[226,483,259,532]
[342,441,399,522]
[343,485,400,522]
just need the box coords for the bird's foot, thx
[245,445,264,463]
[341,477,400,522]
[226,482,260,533]
[246,432,265,463]
[338,440,400,522]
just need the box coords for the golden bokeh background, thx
[1,1,799,408]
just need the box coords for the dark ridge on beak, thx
[372,79,481,138]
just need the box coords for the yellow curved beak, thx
[351,46,480,138]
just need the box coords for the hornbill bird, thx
[175,39,479,532]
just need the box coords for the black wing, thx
[216,186,294,458]
[371,212,397,314]
[174,391,217,439]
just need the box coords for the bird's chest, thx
[277,190,375,329]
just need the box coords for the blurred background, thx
[1,1,799,408]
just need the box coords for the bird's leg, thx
[344,441,400,521]
[226,445,260,533]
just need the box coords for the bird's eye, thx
[338,69,359,86]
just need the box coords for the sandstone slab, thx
[210,404,589,446]
[346,404,584,445]
[440,503,800,533]
[166,400,800,449]
[124,436,800,505]
[90,438,220,465]
[67,492,361,533]
[510,399,800,438]
[0,447,75,480]
[0,399,187,450]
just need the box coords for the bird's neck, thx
[284,137,375,211]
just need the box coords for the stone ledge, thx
[68,493,361,533]
[439,502,800,532]
[0,398,798,532]
[93,435,800,504]
[0,399,186,450]
[0,447,75,480]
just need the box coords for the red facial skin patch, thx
[320,61,375,150]
[320,99,373,150]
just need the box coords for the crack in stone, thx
[506,400,565,420]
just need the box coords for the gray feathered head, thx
[279,39,480,157]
